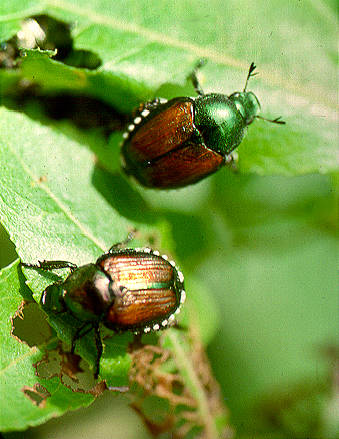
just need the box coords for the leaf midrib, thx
[0,0,336,110]
[167,331,219,439]
[42,0,336,110]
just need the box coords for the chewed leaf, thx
[0,261,95,432]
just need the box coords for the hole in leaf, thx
[35,343,106,396]
[1,15,128,133]
[1,14,132,179]
[1,15,102,71]
[16,15,102,70]
[11,301,52,347]
[22,383,50,407]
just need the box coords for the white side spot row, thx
[142,304,184,333]
[121,97,168,144]
[178,271,184,283]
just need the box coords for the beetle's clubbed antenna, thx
[256,115,286,125]
[244,62,258,91]
[189,58,207,96]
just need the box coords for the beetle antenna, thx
[256,115,286,125]
[189,58,207,96]
[243,62,258,91]
[108,228,136,252]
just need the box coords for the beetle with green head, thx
[122,61,285,189]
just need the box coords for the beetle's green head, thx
[40,283,64,313]
[228,91,261,126]
[227,62,260,125]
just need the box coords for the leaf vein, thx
[4,142,106,251]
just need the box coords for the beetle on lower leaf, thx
[21,236,185,379]
[121,61,285,189]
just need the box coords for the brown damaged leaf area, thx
[128,331,233,439]
[22,383,50,408]
[11,301,105,400]
[34,344,106,397]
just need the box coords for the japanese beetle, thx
[21,237,185,379]
[121,61,285,189]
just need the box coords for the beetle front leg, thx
[70,322,94,355]
[93,324,103,379]
[21,260,78,272]
[224,151,239,172]
[71,322,102,379]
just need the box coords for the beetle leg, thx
[70,322,103,379]
[188,59,207,96]
[171,321,188,331]
[224,151,239,172]
[21,260,78,272]
[93,324,103,380]
[70,322,94,354]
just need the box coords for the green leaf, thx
[0,1,337,436]
[1,0,337,175]
[0,1,42,41]
[0,107,153,265]
[0,106,217,344]
[0,107,155,385]
[0,108,224,435]
[0,260,95,432]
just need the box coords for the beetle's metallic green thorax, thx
[194,93,248,155]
